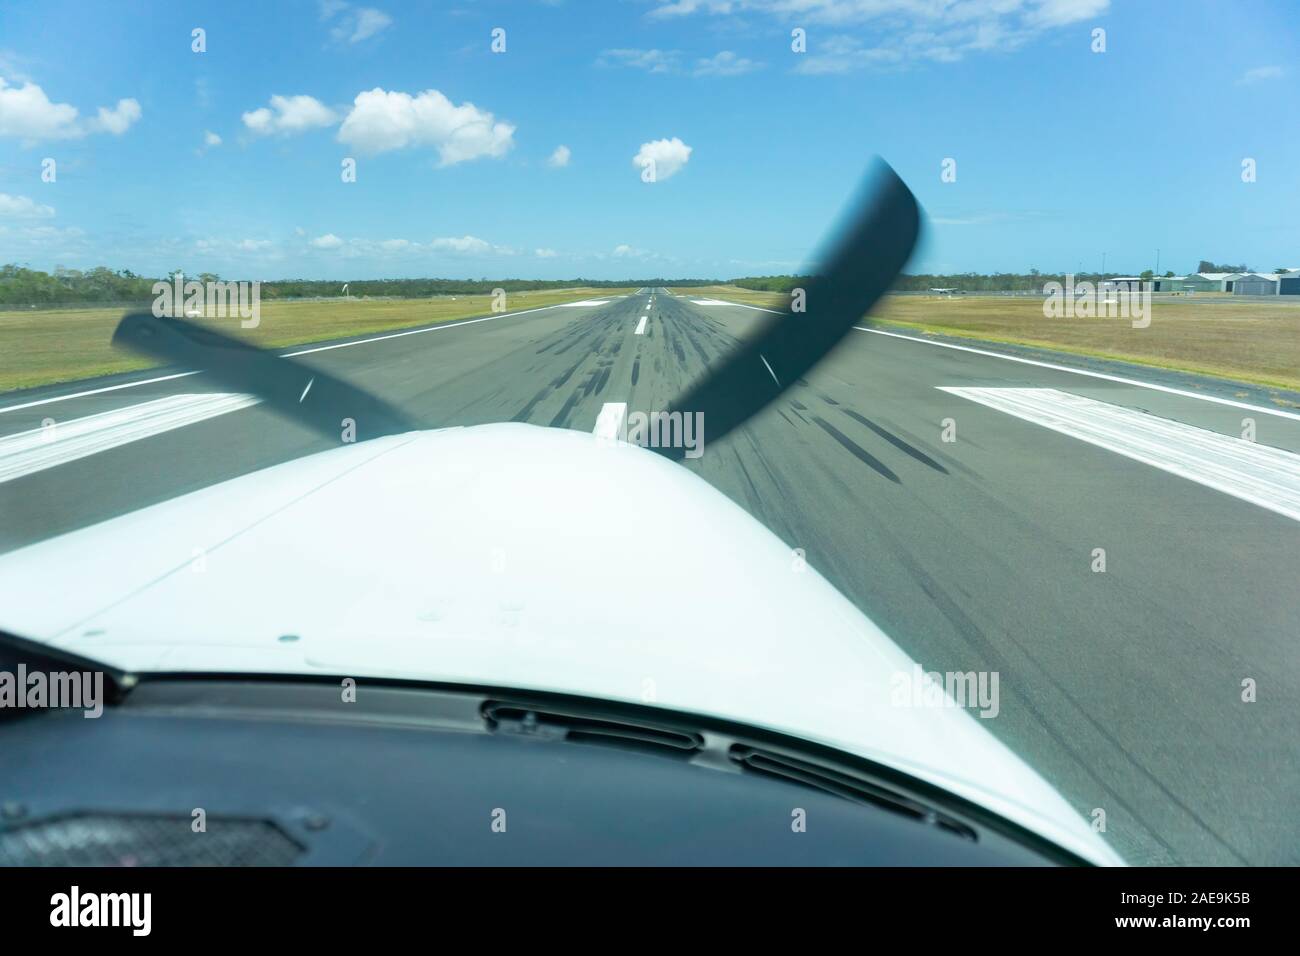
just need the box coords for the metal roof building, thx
[1280,271,1300,295]
[1180,272,1238,292]
[1232,273,1280,295]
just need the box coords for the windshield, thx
[1,0,1297,872]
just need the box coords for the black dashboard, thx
[0,671,1083,866]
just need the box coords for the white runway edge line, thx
[858,327,1300,423]
[679,297,1300,424]
[635,316,648,335]
[593,402,628,440]
[940,387,1300,524]
[0,299,603,416]
[0,393,259,484]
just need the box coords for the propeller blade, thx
[111,312,416,442]
[654,159,921,460]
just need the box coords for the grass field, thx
[0,288,630,393]
[673,286,1300,396]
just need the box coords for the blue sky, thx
[1,0,1297,280]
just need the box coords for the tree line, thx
[0,265,723,307]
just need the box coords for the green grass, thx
[0,288,630,393]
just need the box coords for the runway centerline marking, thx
[0,393,260,484]
[940,386,1300,523]
[635,316,648,335]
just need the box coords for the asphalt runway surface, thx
[2,289,1297,865]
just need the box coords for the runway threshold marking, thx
[940,387,1300,523]
[635,316,648,335]
[0,393,260,484]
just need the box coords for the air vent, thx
[482,702,704,757]
[0,813,305,867]
[729,745,977,841]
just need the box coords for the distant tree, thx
[1140,269,1153,280]
[1197,259,1249,273]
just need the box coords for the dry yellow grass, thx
[673,286,1300,394]
[0,288,631,393]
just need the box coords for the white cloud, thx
[632,136,692,181]
[694,51,762,76]
[237,238,273,251]
[794,36,903,75]
[242,95,338,136]
[310,233,344,249]
[0,192,55,219]
[535,247,558,258]
[1025,0,1109,28]
[337,88,515,164]
[597,49,681,73]
[650,0,1110,68]
[1238,65,1284,85]
[431,235,517,256]
[203,130,222,147]
[0,76,142,141]
[332,7,393,44]
[647,0,730,19]
[92,98,141,135]
[547,144,571,168]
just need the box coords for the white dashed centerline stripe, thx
[593,402,628,441]
[635,316,648,335]
[940,387,1300,523]
[0,393,260,484]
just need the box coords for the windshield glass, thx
[1,0,1297,871]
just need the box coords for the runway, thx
[1,289,1297,865]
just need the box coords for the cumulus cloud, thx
[242,94,338,136]
[0,192,55,219]
[335,7,393,43]
[694,51,762,76]
[597,48,681,73]
[647,1,729,20]
[336,88,515,164]
[650,0,1110,69]
[1238,65,1284,85]
[92,98,141,135]
[430,235,514,256]
[547,144,571,167]
[203,130,222,147]
[321,2,393,44]
[310,233,344,249]
[0,76,141,141]
[535,248,558,258]
[632,136,692,181]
